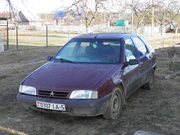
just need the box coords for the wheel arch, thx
[153,66,156,71]
[115,83,126,105]
[153,63,157,71]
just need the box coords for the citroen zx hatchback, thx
[17,33,156,120]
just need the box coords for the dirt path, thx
[0,35,180,135]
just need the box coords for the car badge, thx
[50,92,54,96]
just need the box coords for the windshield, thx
[54,38,122,64]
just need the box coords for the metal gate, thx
[0,17,9,50]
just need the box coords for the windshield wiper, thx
[54,58,78,63]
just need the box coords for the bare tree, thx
[155,0,180,33]
[4,0,17,18]
[3,0,24,25]
[121,0,151,34]
[66,0,108,33]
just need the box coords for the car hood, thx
[23,62,118,90]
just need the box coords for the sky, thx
[0,0,175,15]
[0,0,121,15]
[0,0,123,14]
[0,0,74,13]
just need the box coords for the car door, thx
[131,36,150,86]
[123,38,141,97]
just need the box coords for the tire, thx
[143,70,155,90]
[103,87,122,120]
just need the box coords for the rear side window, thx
[140,36,154,53]
[125,38,138,62]
[132,37,147,57]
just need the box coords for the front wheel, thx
[103,87,122,120]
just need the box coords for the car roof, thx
[73,33,139,40]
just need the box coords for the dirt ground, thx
[0,34,180,135]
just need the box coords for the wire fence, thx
[1,25,84,50]
[0,24,171,51]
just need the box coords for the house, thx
[16,11,41,26]
[54,9,82,25]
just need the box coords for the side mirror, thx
[46,56,53,61]
[129,59,139,65]
[124,59,139,66]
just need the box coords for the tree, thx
[66,0,108,33]
[155,0,180,33]
[121,0,151,34]
[4,0,17,18]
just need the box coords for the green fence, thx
[1,25,82,50]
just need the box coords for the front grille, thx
[38,90,69,99]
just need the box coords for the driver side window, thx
[125,38,138,62]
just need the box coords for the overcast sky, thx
[0,0,120,14]
[0,0,74,13]
[0,0,174,14]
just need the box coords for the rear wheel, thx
[103,87,122,120]
[143,70,155,90]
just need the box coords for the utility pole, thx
[131,9,133,33]
[131,0,134,33]
[151,0,154,36]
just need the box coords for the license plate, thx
[36,101,66,111]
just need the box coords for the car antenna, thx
[94,34,100,39]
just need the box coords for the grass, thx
[2,30,83,50]
[8,35,67,48]
[1,32,180,135]
[169,60,180,72]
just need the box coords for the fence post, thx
[7,20,9,50]
[46,25,48,48]
[16,25,18,50]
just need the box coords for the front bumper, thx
[17,93,111,117]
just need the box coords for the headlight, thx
[69,90,98,99]
[19,85,36,95]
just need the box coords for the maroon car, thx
[17,33,156,120]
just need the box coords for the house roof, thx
[16,11,41,22]
[0,17,8,20]
[54,9,82,19]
